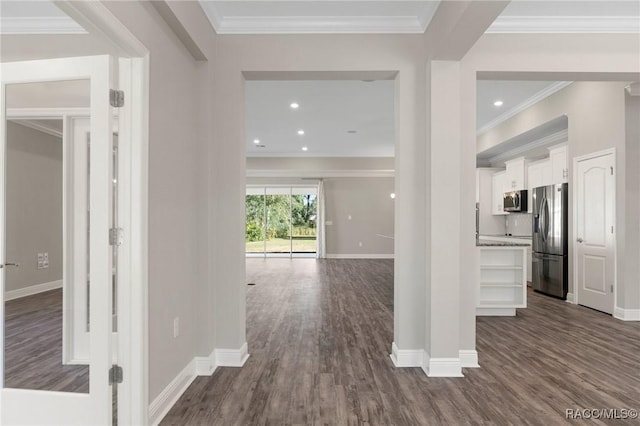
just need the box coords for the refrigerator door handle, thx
[540,197,548,242]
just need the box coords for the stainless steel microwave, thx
[503,189,528,212]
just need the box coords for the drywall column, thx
[425,60,462,376]
[459,68,480,366]
[211,56,248,358]
[623,90,640,316]
[391,59,428,366]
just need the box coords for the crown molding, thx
[487,129,568,165]
[247,169,394,178]
[11,119,63,138]
[477,82,572,135]
[208,16,426,34]
[0,17,87,35]
[626,83,640,96]
[487,16,640,34]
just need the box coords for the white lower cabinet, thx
[477,246,527,316]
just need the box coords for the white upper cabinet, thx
[492,171,508,215]
[527,160,552,212]
[549,145,568,183]
[504,157,527,191]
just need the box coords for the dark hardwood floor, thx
[162,259,640,425]
[4,288,89,393]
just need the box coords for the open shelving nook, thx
[478,247,527,316]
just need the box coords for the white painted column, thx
[390,62,428,367]
[424,60,463,377]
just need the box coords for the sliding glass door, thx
[246,186,317,257]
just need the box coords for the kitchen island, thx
[476,239,528,316]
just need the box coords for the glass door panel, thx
[265,188,291,254]
[291,189,318,254]
[245,192,266,254]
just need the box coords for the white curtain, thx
[317,180,327,259]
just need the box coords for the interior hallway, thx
[161,259,640,425]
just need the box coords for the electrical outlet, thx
[173,317,180,338]
[42,253,49,268]
[348,215,352,220]
[358,242,363,247]
[37,253,44,269]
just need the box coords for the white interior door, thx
[575,151,615,314]
[1,56,115,425]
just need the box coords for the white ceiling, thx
[246,80,394,157]
[476,80,571,133]
[200,1,440,34]
[201,0,640,35]
[0,0,86,34]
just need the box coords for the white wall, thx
[624,92,640,310]
[5,122,62,292]
[103,1,209,402]
[324,177,394,256]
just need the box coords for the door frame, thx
[572,147,617,311]
[52,2,150,424]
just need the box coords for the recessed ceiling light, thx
[347,130,357,134]
[301,146,308,151]
[390,193,396,199]
[297,130,305,135]
[290,102,299,109]
[253,139,260,144]
[494,100,504,107]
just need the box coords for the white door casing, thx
[575,150,615,314]
[1,56,115,425]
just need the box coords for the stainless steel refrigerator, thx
[532,183,568,299]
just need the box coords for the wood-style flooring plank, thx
[161,259,640,425]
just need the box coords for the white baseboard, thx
[566,292,575,303]
[194,349,218,376]
[389,342,423,367]
[5,280,62,301]
[215,342,250,367]
[149,359,197,426]
[326,254,394,259]
[459,350,479,368]
[614,306,640,321]
[476,307,516,316]
[422,353,464,377]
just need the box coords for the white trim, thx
[0,17,87,35]
[7,107,90,119]
[4,280,62,301]
[326,254,394,259]
[486,129,568,165]
[477,82,572,135]
[389,342,423,367]
[421,353,464,378]
[246,169,394,178]
[476,307,516,316]
[215,342,250,367]
[148,360,197,426]
[613,307,640,321]
[626,83,640,96]
[10,119,62,138]
[459,350,479,368]
[566,292,575,303]
[487,16,640,35]
[206,16,427,35]
[194,349,218,376]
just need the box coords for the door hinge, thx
[611,226,614,234]
[610,166,614,175]
[611,285,614,293]
[110,89,124,108]
[109,227,124,246]
[109,364,123,385]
